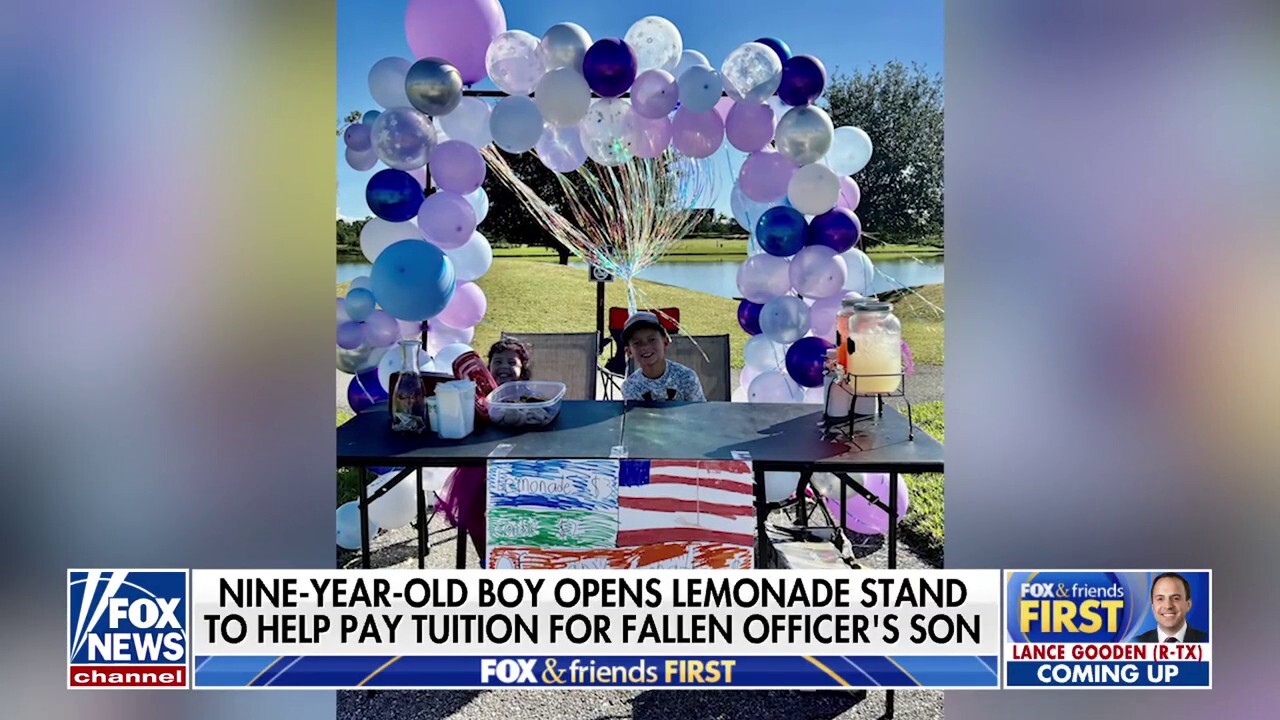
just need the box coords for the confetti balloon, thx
[371,107,437,170]
[579,98,638,166]
[368,57,412,109]
[721,42,783,104]
[438,97,493,148]
[485,30,545,95]
[787,162,841,216]
[775,105,835,166]
[539,22,592,72]
[536,124,588,173]
[535,67,591,127]
[759,295,810,344]
[429,140,486,194]
[736,253,792,303]
[489,95,544,153]
[366,169,424,222]
[676,65,722,113]
[789,245,848,299]
[404,57,464,116]
[670,108,723,158]
[825,126,875,176]
[624,16,682,73]
[631,69,679,119]
[418,191,477,250]
[582,38,637,98]
[370,239,456,321]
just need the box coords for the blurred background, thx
[1,1,1276,719]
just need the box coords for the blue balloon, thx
[362,110,382,125]
[756,205,807,257]
[785,336,834,388]
[345,287,376,321]
[370,239,456,321]
[778,55,827,106]
[755,37,792,64]
[369,466,403,475]
[583,38,638,98]
[348,369,387,413]
[366,169,423,222]
[737,299,763,335]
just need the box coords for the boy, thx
[620,311,706,402]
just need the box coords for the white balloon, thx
[490,96,545,153]
[748,369,806,403]
[427,328,474,358]
[464,187,490,224]
[732,385,749,403]
[825,126,875,176]
[787,163,841,216]
[677,65,723,113]
[675,50,712,82]
[336,501,380,550]
[767,95,789,123]
[535,67,591,127]
[439,97,493,148]
[539,22,592,72]
[764,471,801,502]
[744,334,788,372]
[433,342,474,372]
[445,231,494,282]
[841,248,877,295]
[579,98,638,166]
[625,16,683,73]
[368,57,411,109]
[360,219,422,263]
[721,42,783,104]
[378,347,434,392]
[485,30,546,96]
[367,471,418,529]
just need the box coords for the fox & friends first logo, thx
[1003,569,1211,689]
[68,569,189,689]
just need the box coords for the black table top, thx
[337,400,943,472]
[619,401,944,473]
[337,401,625,466]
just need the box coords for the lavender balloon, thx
[725,101,775,153]
[404,0,507,85]
[582,38,637,98]
[836,175,861,211]
[344,123,372,152]
[738,149,797,203]
[364,310,401,347]
[630,115,672,159]
[418,191,477,250]
[808,291,863,342]
[785,336,835,387]
[345,147,378,172]
[736,254,792,303]
[436,281,487,330]
[670,108,723,158]
[807,207,861,253]
[737,299,764,335]
[790,245,848,299]
[344,288,376,322]
[428,141,486,194]
[337,321,366,350]
[748,369,806,403]
[778,55,827,107]
[536,124,588,173]
[758,295,810,345]
[831,473,910,535]
[631,69,679,119]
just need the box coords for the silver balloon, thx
[404,57,463,116]
[539,22,592,73]
[371,107,437,170]
[774,105,835,166]
[337,344,389,375]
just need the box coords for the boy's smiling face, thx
[626,327,669,375]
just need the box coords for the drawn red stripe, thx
[646,474,754,495]
[618,496,754,517]
[649,459,752,476]
[617,528,754,547]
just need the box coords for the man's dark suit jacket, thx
[1132,626,1208,643]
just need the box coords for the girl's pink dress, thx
[435,466,487,564]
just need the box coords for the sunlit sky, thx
[337,0,942,220]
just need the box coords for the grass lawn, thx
[891,283,944,365]
[901,400,944,562]
[483,237,943,263]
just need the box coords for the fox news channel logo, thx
[67,570,189,689]
[1004,570,1211,688]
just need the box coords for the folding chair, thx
[500,331,600,401]
[600,307,681,398]
[665,334,732,401]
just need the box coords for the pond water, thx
[337,256,943,298]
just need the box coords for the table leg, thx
[358,467,371,570]
[456,522,467,570]
[839,473,847,550]
[415,468,426,570]
[753,467,767,567]
[888,471,899,571]
[886,688,895,718]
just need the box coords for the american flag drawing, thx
[617,459,755,547]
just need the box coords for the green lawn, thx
[890,283,944,365]
[902,400,944,562]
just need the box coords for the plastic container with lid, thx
[845,300,902,394]
[486,381,568,428]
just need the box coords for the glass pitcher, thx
[390,339,428,433]
[845,301,902,394]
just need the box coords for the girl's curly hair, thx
[486,338,532,380]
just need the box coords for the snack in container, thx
[486,381,567,428]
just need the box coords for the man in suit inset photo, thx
[1132,572,1207,643]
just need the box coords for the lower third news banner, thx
[1003,569,1212,688]
[190,569,1001,690]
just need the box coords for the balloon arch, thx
[339,0,883,411]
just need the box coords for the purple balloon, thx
[582,38,637,98]
[736,254,792,303]
[823,473,909,535]
[418,191,476,250]
[344,123,372,152]
[670,108,724,158]
[725,101,775,153]
[790,245,848,299]
[631,69,679,119]
[785,336,834,388]
[348,369,388,413]
[807,207,862,253]
[835,175,861,211]
[428,140,486,194]
[405,0,507,85]
[630,115,672,159]
[737,299,763,335]
[778,55,827,107]
[337,321,366,350]
[436,281,487,330]
[364,310,402,347]
[755,37,792,63]
[346,147,378,172]
[738,149,797,203]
